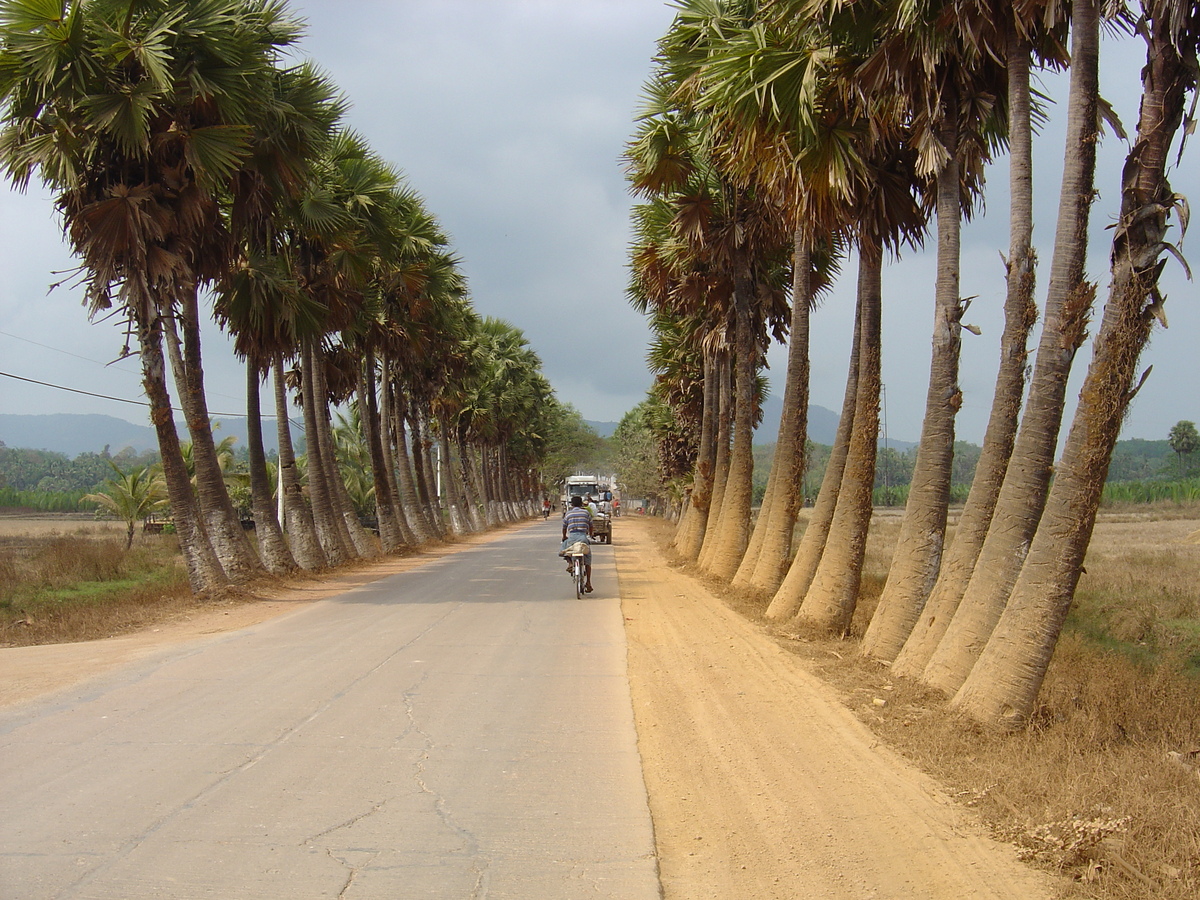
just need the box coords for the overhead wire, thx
[0,326,253,411]
[0,370,303,431]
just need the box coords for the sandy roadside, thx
[614,516,1067,900]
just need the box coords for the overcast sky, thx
[0,1,1196,447]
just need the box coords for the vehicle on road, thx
[591,512,612,544]
[561,474,616,544]
[563,539,589,598]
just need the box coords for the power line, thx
[0,327,251,409]
[0,369,295,423]
[0,328,140,373]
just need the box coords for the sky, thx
[0,1,1196,447]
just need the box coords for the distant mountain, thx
[585,420,619,439]
[755,398,840,446]
[0,413,298,458]
[755,397,919,450]
[0,413,161,457]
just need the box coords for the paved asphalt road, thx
[0,521,659,899]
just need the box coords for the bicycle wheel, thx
[574,557,585,599]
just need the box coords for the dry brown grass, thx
[0,523,193,647]
[656,508,1200,900]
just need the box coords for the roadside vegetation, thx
[0,525,191,647]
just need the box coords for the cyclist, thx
[559,495,594,593]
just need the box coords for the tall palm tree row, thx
[916,0,1105,693]
[0,0,575,591]
[889,3,1069,680]
[627,0,1197,727]
[625,39,794,580]
[0,0,316,591]
[951,0,1200,727]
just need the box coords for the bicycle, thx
[563,539,589,599]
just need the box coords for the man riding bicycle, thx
[560,495,594,593]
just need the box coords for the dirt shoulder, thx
[613,516,1066,900]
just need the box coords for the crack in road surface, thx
[402,676,494,898]
[45,601,467,898]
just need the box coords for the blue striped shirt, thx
[563,507,592,536]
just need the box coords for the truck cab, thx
[561,475,613,544]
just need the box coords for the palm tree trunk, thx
[246,361,297,575]
[299,339,353,564]
[481,445,501,528]
[674,349,718,559]
[273,353,326,570]
[391,390,433,543]
[410,403,445,536]
[794,241,882,633]
[357,351,403,552]
[892,28,1037,678]
[498,445,518,522]
[438,414,469,535]
[952,4,1193,728]
[706,278,758,581]
[377,362,418,546]
[920,0,1101,694]
[765,295,862,622]
[862,109,965,661]
[697,350,733,570]
[165,292,265,582]
[137,303,227,592]
[311,349,377,558]
[457,435,486,532]
[735,232,813,593]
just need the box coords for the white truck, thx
[561,474,614,543]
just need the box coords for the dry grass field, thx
[0,514,193,646]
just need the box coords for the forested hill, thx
[0,414,161,457]
[0,413,1184,497]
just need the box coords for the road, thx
[0,521,658,899]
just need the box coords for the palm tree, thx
[627,198,720,559]
[952,0,1199,729]
[672,2,926,623]
[1168,421,1198,475]
[765,299,860,620]
[243,359,298,574]
[217,249,315,573]
[891,3,1068,678]
[272,351,327,569]
[216,62,344,573]
[920,0,1106,694]
[671,5,878,595]
[277,129,409,562]
[857,0,1009,661]
[641,308,708,532]
[626,51,792,581]
[164,286,266,582]
[84,462,169,551]
[460,317,554,528]
[0,0,309,591]
[790,135,927,633]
